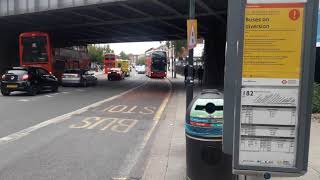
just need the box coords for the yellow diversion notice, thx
[242,3,304,79]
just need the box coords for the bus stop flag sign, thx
[187,19,197,50]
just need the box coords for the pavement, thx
[142,74,320,180]
[142,74,202,180]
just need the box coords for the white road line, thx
[0,80,148,146]
[17,99,30,102]
[116,78,173,177]
[112,178,129,180]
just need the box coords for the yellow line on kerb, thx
[153,89,171,121]
[144,78,172,142]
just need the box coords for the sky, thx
[107,41,162,55]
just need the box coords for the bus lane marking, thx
[69,117,139,133]
[0,80,148,146]
[108,105,128,113]
[100,118,118,131]
[101,105,156,115]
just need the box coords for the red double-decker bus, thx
[19,32,91,80]
[104,53,116,74]
[145,50,167,78]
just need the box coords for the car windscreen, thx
[22,36,48,63]
[7,70,28,75]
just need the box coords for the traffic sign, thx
[187,19,197,50]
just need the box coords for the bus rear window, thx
[22,36,48,63]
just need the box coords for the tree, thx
[136,56,145,65]
[88,44,115,65]
[88,45,104,64]
[172,40,187,58]
[164,40,187,58]
[119,51,129,60]
[103,44,114,54]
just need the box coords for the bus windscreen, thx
[152,51,166,72]
[152,59,166,71]
[105,55,115,60]
[22,36,48,63]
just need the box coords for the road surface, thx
[0,72,171,180]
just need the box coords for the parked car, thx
[108,68,125,81]
[62,69,97,87]
[0,66,59,96]
[136,65,146,74]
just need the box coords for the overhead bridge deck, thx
[0,0,227,45]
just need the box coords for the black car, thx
[1,67,59,96]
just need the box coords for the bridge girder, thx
[0,0,227,46]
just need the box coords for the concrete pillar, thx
[203,22,227,88]
[0,32,20,74]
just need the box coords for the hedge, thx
[312,83,320,113]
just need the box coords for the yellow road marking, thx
[87,118,107,129]
[139,107,156,115]
[100,118,118,131]
[117,78,173,177]
[108,105,128,113]
[123,106,138,114]
[143,79,172,142]
[111,119,138,133]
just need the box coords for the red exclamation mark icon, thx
[289,9,300,21]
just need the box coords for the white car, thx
[136,65,145,74]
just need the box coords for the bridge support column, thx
[203,23,227,88]
[0,33,19,74]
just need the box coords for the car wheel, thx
[1,89,10,96]
[52,85,58,92]
[83,80,87,87]
[28,85,38,96]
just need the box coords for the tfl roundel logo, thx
[282,80,288,85]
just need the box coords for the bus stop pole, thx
[173,45,177,78]
[172,43,174,78]
[186,0,195,108]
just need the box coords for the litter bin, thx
[185,89,232,180]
